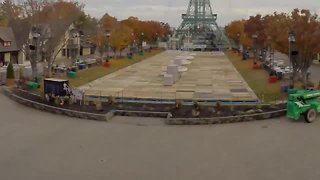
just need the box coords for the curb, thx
[166,109,287,125]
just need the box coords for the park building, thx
[0,27,26,66]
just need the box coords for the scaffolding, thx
[175,0,230,50]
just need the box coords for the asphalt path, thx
[1,93,320,180]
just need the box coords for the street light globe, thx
[288,31,296,42]
[32,32,41,38]
[252,34,258,39]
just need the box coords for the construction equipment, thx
[287,90,320,123]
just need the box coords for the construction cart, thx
[287,90,320,123]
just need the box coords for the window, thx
[4,41,11,47]
[62,49,66,56]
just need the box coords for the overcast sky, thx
[80,0,320,27]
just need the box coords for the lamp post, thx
[288,31,296,89]
[267,35,272,65]
[140,32,144,53]
[105,32,110,61]
[32,32,41,61]
[130,33,135,54]
[252,33,258,63]
[236,33,240,52]
[31,27,41,82]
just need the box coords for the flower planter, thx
[67,71,77,79]
[6,78,15,86]
[103,62,111,68]
[269,75,277,83]
[253,63,260,69]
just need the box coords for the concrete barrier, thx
[2,87,287,125]
[114,109,171,118]
[165,109,287,125]
[2,87,108,121]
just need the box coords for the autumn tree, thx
[89,14,117,63]
[37,1,82,77]
[227,8,320,87]
[75,12,98,36]
[265,9,320,86]
[17,0,50,80]
[101,13,117,32]
[19,0,50,18]
[225,20,253,50]
[264,12,291,54]
[121,17,171,47]
[244,15,269,48]
[90,26,108,64]
[109,23,133,58]
[0,0,21,26]
[288,9,320,85]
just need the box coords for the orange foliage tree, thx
[101,13,117,32]
[108,23,133,58]
[289,9,320,83]
[225,20,253,49]
[244,15,269,48]
[91,28,108,63]
[226,9,320,86]
[121,17,171,45]
[91,14,171,59]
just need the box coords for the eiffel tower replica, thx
[175,0,230,50]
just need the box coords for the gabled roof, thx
[0,27,19,53]
[10,19,32,49]
[80,39,94,48]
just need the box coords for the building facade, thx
[0,27,20,66]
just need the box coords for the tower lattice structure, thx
[175,0,230,49]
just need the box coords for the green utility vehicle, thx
[287,90,320,123]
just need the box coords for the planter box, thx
[103,62,111,68]
[6,79,15,86]
[269,75,277,83]
[67,71,77,79]
[253,63,261,69]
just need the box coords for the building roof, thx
[81,39,94,48]
[9,19,31,49]
[0,27,19,53]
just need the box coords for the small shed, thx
[44,78,69,96]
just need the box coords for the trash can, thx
[269,75,277,83]
[127,53,133,60]
[27,81,39,90]
[78,64,87,70]
[103,62,111,68]
[281,84,289,93]
[67,71,77,79]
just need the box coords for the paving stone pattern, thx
[80,50,258,101]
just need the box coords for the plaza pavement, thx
[80,50,258,102]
